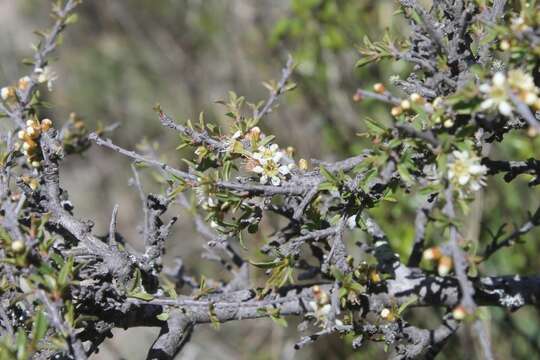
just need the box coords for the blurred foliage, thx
[1,0,540,359]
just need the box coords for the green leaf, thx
[65,13,79,25]
[397,296,418,316]
[397,163,414,184]
[31,310,49,345]
[156,312,170,321]
[364,118,386,135]
[128,291,154,301]
[249,258,281,269]
[16,329,27,360]
[319,165,338,183]
[58,256,74,288]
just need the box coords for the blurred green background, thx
[1,0,540,358]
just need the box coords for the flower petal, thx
[493,72,506,87]
[278,165,290,175]
[498,101,513,116]
[458,174,470,185]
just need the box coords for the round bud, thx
[410,93,423,104]
[500,40,510,51]
[452,305,467,320]
[286,146,295,156]
[400,100,411,110]
[391,106,403,117]
[18,76,31,91]
[423,246,442,261]
[369,270,381,283]
[31,160,41,168]
[380,308,394,321]
[298,158,308,171]
[373,83,385,94]
[26,126,37,138]
[41,118,53,131]
[1,87,15,101]
[17,130,26,140]
[11,240,25,254]
[437,256,453,276]
[443,119,454,128]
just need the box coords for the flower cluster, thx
[16,118,53,168]
[447,150,488,197]
[1,66,57,104]
[479,70,540,116]
[422,246,453,276]
[249,143,294,186]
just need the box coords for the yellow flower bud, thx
[18,76,31,91]
[380,308,395,321]
[286,146,295,157]
[422,246,442,261]
[31,160,41,168]
[500,40,510,51]
[391,106,403,117]
[298,158,308,171]
[11,240,25,254]
[26,126,40,139]
[373,83,385,94]
[452,305,467,320]
[369,270,381,284]
[41,118,53,131]
[400,100,411,110]
[1,86,16,101]
[437,256,453,276]
[410,93,424,104]
[249,126,261,141]
[443,119,454,128]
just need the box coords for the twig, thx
[254,55,295,121]
[108,204,119,245]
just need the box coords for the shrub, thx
[1,0,539,359]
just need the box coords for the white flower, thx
[508,69,539,106]
[35,66,57,91]
[307,301,332,327]
[479,72,513,116]
[479,70,540,116]
[250,144,294,186]
[448,150,488,196]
